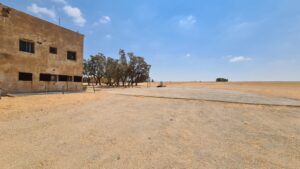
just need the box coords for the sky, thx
[2,0,300,81]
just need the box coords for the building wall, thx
[0,4,84,94]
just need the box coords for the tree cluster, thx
[83,49,151,87]
[216,78,229,82]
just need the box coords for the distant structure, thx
[0,3,84,94]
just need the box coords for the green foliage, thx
[127,53,151,86]
[118,49,128,86]
[84,53,106,85]
[105,57,119,86]
[83,49,151,87]
[216,78,229,82]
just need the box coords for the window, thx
[49,47,57,54]
[50,75,58,81]
[19,40,34,53]
[67,51,76,61]
[68,76,73,82]
[74,76,82,82]
[40,73,51,81]
[40,74,58,81]
[19,72,32,81]
[59,75,72,82]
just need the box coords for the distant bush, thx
[216,78,229,82]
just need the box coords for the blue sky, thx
[2,0,300,81]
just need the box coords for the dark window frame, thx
[59,75,73,82]
[40,73,51,81]
[73,76,82,82]
[49,47,57,54]
[19,39,35,53]
[40,73,58,82]
[50,75,58,82]
[67,76,73,82]
[19,72,33,81]
[67,51,77,61]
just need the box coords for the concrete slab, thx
[109,87,300,107]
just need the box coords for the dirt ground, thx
[0,82,299,169]
[143,82,300,100]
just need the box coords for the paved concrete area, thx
[109,87,300,107]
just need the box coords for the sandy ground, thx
[109,87,300,107]
[0,83,300,169]
[143,82,300,100]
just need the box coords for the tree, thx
[134,57,151,86]
[127,53,151,86]
[127,52,137,86]
[88,53,106,85]
[105,57,119,86]
[83,59,90,85]
[83,50,151,87]
[118,49,128,86]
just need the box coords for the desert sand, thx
[143,82,300,100]
[0,82,299,169]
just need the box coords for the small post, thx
[92,83,95,93]
[62,86,65,95]
[0,89,2,100]
[147,78,151,88]
[45,83,47,95]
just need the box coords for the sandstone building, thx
[0,3,84,94]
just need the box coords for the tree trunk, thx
[98,77,101,86]
[94,77,98,86]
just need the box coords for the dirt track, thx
[0,84,300,169]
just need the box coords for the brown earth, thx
[0,83,299,169]
[143,82,300,100]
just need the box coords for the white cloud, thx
[179,15,196,29]
[63,5,86,27]
[185,53,191,58]
[93,16,112,26]
[64,5,86,26]
[27,3,56,19]
[105,34,112,39]
[229,56,252,63]
[51,0,67,4]
[30,1,86,27]
[99,16,111,24]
